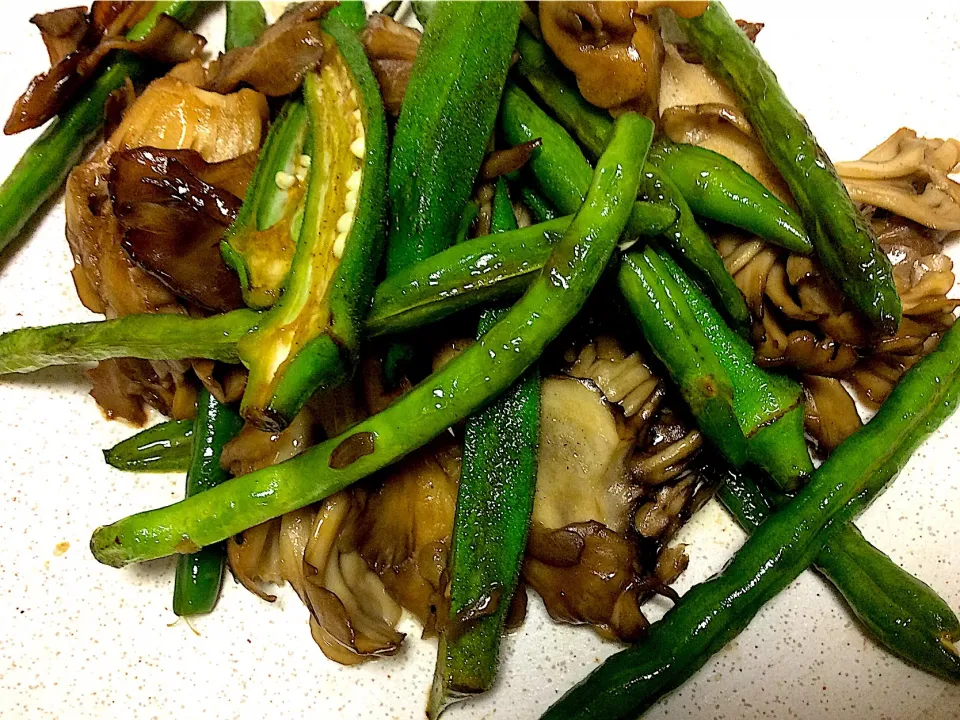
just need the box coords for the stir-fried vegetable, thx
[657,251,812,491]
[619,248,746,465]
[513,26,811,254]
[541,319,960,720]
[384,1,522,381]
[675,3,902,335]
[221,100,310,309]
[429,180,541,717]
[0,0,197,257]
[103,419,194,473]
[719,470,960,681]
[1,4,959,717]
[239,17,388,431]
[225,1,268,51]
[89,112,653,568]
[172,389,243,617]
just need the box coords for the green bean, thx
[513,29,810,256]
[172,390,243,617]
[719,470,960,682]
[453,202,480,245]
[103,419,193,474]
[429,180,540,717]
[0,1,196,257]
[643,168,750,331]
[89,112,652,568]
[675,3,901,334]
[619,249,747,465]
[368,217,569,337]
[225,1,267,51]
[647,139,810,253]
[513,28,611,159]
[500,84,675,240]
[0,310,259,374]
[657,250,811,491]
[499,83,747,328]
[541,320,960,720]
[520,184,559,223]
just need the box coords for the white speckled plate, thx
[2,2,960,719]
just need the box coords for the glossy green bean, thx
[541,321,960,720]
[368,217,569,337]
[676,3,901,334]
[647,139,810,253]
[172,390,243,617]
[719,471,960,682]
[0,1,196,256]
[639,168,750,332]
[0,310,259,374]
[89,113,652,568]
[103,419,193,474]
[513,33,810,255]
[500,84,675,240]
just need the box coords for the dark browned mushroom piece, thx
[108,146,256,312]
[6,4,204,135]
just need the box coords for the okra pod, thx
[430,180,540,717]
[657,250,811,491]
[103,419,194,474]
[541,319,960,720]
[0,1,196,256]
[2,220,565,373]
[239,18,388,431]
[720,471,960,682]
[173,390,243,617]
[619,248,747,465]
[384,1,522,380]
[676,3,901,334]
[89,113,653,568]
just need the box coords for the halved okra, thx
[238,17,388,431]
[221,100,310,309]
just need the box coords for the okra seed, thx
[299,154,312,168]
[345,189,358,212]
[333,232,347,259]
[337,211,353,234]
[275,171,296,190]
[350,136,365,159]
[346,169,362,192]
